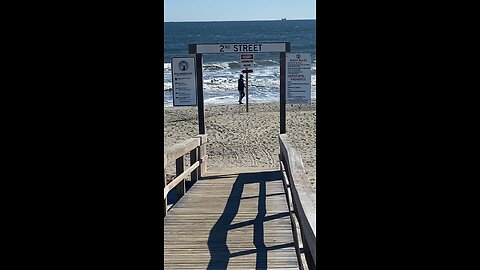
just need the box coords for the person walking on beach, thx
[238,74,245,104]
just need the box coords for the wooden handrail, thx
[164,161,200,199]
[164,137,200,167]
[279,134,316,270]
[164,135,207,217]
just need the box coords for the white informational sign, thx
[195,43,286,54]
[240,54,254,67]
[286,53,312,104]
[171,57,197,106]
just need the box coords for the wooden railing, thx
[279,134,316,270]
[163,134,207,216]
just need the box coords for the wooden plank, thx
[196,134,207,144]
[175,156,185,197]
[164,168,300,269]
[190,148,198,183]
[199,144,207,176]
[163,170,167,217]
[280,160,307,270]
[280,160,294,212]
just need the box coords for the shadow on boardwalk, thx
[206,170,293,270]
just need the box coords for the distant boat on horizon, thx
[281,18,287,21]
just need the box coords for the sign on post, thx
[240,53,254,67]
[286,53,311,104]
[171,57,197,106]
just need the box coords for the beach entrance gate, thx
[165,42,316,269]
[188,42,290,135]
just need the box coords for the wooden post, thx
[163,170,167,217]
[196,53,206,135]
[190,148,198,184]
[280,52,286,134]
[280,42,290,134]
[199,143,206,176]
[246,71,249,112]
[188,45,206,135]
[303,233,315,270]
[175,156,185,197]
[197,134,207,178]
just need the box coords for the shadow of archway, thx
[206,170,293,269]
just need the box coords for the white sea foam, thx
[164,63,171,73]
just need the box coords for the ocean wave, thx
[204,62,230,71]
[228,62,242,69]
[164,63,171,70]
[254,59,279,66]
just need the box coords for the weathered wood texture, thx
[196,53,206,135]
[279,134,316,270]
[164,137,200,168]
[164,135,208,216]
[280,52,286,134]
[164,168,300,269]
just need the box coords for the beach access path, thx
[164,101,316,189]
[164,167,300,269]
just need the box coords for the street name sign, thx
[190,42,288,54]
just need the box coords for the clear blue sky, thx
[164,0,316,22]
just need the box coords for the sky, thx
[164,0,316,22]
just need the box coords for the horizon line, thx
[164,18,316,23]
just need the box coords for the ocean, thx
[164,20,316,107]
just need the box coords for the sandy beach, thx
[164,101,316,189]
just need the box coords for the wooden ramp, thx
[164,167,300,269]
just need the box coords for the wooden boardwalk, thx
[164,167,300,269]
